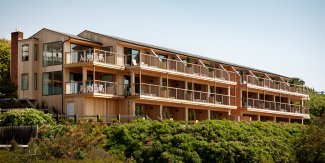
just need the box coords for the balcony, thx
[244,75,308,96]
[242,98,309,117]
[65,49,125,68]
[129,54,236,84]
[65,80,126,98]
[136,83,236,109]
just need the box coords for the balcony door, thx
[67,101,75,120]
[70,44,93,63]
[124,47,140,66]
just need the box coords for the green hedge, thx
[105,120,304,162]
[0,109,55,126]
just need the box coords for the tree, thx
[308,92,325,117]
[0,39,10,80]
[0,39,16,98]
[296,114,325,162]
[288,77,305,86]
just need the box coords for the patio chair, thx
[94,53,99,62]
[93,84,99,93]
[86,53,93,62]
[132,60,137,66]
[99,84,105,93]
[99,53,104,62]
[86,85,92,93]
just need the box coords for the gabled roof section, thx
[29,28,102,44]
[79,30,290,78]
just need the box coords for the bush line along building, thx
[11,28,309,123]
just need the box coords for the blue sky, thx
[1,0,324,91]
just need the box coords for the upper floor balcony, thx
[243,75,308,96]
[136,83,236,109]
[242,98,309,118]
[128,53,237,85]
[65,49,125,69]
[65,80,127,98]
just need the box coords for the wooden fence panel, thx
[0,126,38,145]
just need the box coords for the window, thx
[157,54,167,62]
[101,46,113,52]
[21,74,29,90]
[43,42,63,66]
[34,73,37,90]
[70,44,93,63]
[34,44,38,61]
[42,71,62,95]
[22,45,29,61]
[124,47,140,66]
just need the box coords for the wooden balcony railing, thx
[137,83,236,106]
[242,98,309,114]
[244,75,308,95]
[134,53,236,82]
[65,49,124,66]
[65,80,127,96]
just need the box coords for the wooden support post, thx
[93,65,95,83]
[228,85,230,105]
[160,105,163,119]
[207,109,211,120]
[139,69,142,94]
[56,114,59,122]
[130,100,135,116]
[82,67,87,93]
[166,73,169,98]
[131,71,135,95]
[97,114,100,122]
[75,114,78,123]
[263,91,265,109]
[185,107,188,121]
[257,114,261,121]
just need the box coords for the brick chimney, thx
[10,30,23,87]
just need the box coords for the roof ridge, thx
[79,30,290,78]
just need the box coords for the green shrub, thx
[32,122,107,160]
[0,109,55,126]
[104,120,304,162]
[296,115,325,162]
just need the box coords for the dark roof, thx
[29,28,102,44]
[79,30,290,78]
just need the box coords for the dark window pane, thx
[53,71,62,94]
[42,71,62,95]
[21,74,29,90]
[43,43,52,66]
[42,72,52,95]
[70,43,93,63]
[53,42,63,65]
[34,73,37,90]
[22,45,29,61]
[124,47,139,65]
[101,46,113,52]
[34,44,38,61]
[43,42,63,66]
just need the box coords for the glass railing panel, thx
[65,50,124,66]
[65,80,125,96]
[244,75,307,94]
[168,60,177,71]
[138,54,235,82]
[176,62,185,73]
[65,81,83,94]
[176,89,185,100]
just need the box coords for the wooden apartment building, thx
[11,28,310,123]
